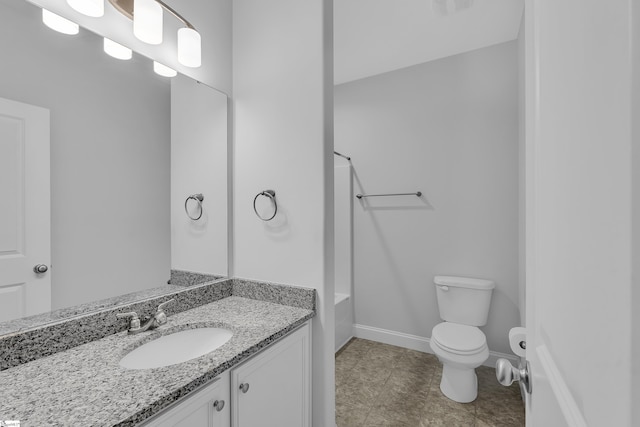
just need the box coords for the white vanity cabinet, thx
[142,371,230,427]
[231,323,311,427]
[141,322,311,427]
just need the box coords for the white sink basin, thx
[120,328,233,370]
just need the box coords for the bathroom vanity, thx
[0,279,315,427]
[141,323,310,427]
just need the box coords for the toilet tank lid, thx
[434,276,495,290]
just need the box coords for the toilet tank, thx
[434,276,495,326]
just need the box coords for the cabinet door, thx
[143,371,230,427]
[231,322,311,427]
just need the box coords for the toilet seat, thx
[432,323,487,355]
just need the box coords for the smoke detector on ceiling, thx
[432,0,475,16]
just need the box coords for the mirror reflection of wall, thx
[0,0,227,320]
[171,75,228,284]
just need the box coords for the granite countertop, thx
[0,296,314,427]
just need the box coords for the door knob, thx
[239,383,250,393]
[33,264,48,274]
[496,358,532,394]
[213,400,225,411]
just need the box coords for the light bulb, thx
[177,28,201,68]
[67,0,104,17]
[153,61,176,77]
[42,9,79,35]
[134,0,163,45]
[104,38,132,60]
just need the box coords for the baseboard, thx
[353,324,519,368]
[353,324,431,352]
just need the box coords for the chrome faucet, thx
[117,299,174,334]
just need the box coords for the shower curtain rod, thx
[333,151,351,161]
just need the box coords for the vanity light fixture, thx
[67,0,104,18]
[177,27,201,68]
[133,0,163,45]
[104,37,132,60]
[42,0,201,69]
[153,61,177,77]
[108,0,202,67]
[42,9,79,35]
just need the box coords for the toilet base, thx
[440,365,478,403]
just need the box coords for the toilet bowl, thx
[430,322,489,402]
[431,276,494,403]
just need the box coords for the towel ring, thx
[253,190,277,221]
[185,193,204,220]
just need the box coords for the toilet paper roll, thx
[509,327,527,357]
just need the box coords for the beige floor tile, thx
[385,366,432,397]
[338,338,374,357]
[419,393,476,427]
[336,340,525,427]
[366,375,429,425]
[476,393,525,427]
[475,367,524,426]
[336,401,370,427]
[400,349,440,370]
[337,369,390,407]
[364,410,415,426]
[476,407,524,427]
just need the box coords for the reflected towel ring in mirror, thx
[253,190,277,221]
[185,193,204,220]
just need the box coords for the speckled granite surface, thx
[0,279,316,372]
[0,279,234,370]
[0,296,314,427]
[0,284,185,336]
[0,275,229,338]
[232,278,316,310]
[170,269,224,287]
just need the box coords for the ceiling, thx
[334,0,524,85]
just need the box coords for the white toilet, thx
[430,275,494,403]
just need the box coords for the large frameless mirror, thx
[0,0,228,335]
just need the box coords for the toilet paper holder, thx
[509,327,527,358]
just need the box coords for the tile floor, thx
[335,338,525,427]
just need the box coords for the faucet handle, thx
[157,298,175,312]
[152,299,174,327]
[116,312,141,331]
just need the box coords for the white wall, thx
[0,0,170,309]
[335,41,520,355]
[232,1,334,425]
[26,0,232,93]
[171,75,228,276]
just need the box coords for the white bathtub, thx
[335,293,353,352]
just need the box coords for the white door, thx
[520,0,634,426]
[0,97,51,322]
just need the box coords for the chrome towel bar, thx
[356,191,422,199]
[333,151,351,161]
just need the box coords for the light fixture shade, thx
[67,0,104,17]
[134,0,163,45]
[153,61,176,77]
[42,9,79,35]
[177,28,201,68]
[104,38,132,60]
